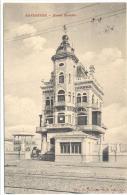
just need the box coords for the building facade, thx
[36,30,107,162]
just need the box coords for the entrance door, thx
[103,147,109,161]
[50,138,55,153]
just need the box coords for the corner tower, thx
[51,33,79,127]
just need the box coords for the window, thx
[77,112,87,125]
[71,142,81,154]
[58,113,65,123]
[68,92,71,102]
[50,138,55,152]
[50,138,55,145]
[60,142,70,153]
[46,115,53,124]
[59,72,64,83]
[82,93,87,102]
[69,73,71,83]
[46,97,50,106]
[59,63,64,67]
[58,90,65,102]
[60,142,81,154]
[77,93,81,103]
[92,111,101,126]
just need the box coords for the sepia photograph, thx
[3,1,127,194]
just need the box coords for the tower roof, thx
[52,26,79,63]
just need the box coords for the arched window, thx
[46,97,50,106]
[92,94,94,104]
[77,93,81,103]
[77,112,87,125]
[59,63,64,67]
[82,93,87,102]
[59,72,64,83]
[69,73,71,84]
[68,92,71,102]
[58,90,65,102]
[58,113,65,123]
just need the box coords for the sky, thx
[4,3,127,143]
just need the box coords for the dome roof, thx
[51,34,79,63]
[56,34,73,55]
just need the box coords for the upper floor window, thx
[58,112,65,123]
[58,90,65,102]
[77,93,81,103]
[46,115,53,124]
[59,63,64,67]
[77,112,87,125]
[82,93,87,102]
[59,72,64,83]
[46,97,50,106]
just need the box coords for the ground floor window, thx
[60,142,70,153]
[71,142,81,154]
[60,142,81,154]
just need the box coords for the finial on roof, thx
[63,25,67,34]
[62,25,69,42]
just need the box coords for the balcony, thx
[55,101,65,107]
[76,102,88,108]
[36,126,47,133]
[46,123,74,130]
[45,105,53,110]
[76,125,106,134]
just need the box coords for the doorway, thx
[103,147,109,161]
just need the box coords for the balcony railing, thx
[76,125,106,134]
[46,123,74,130]
[55,101,65,106]
[36,126,47,133]
[76,102,88,107]
[36,123,74,133]
[45,105,53,110]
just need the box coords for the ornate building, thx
[36,28,107,162]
